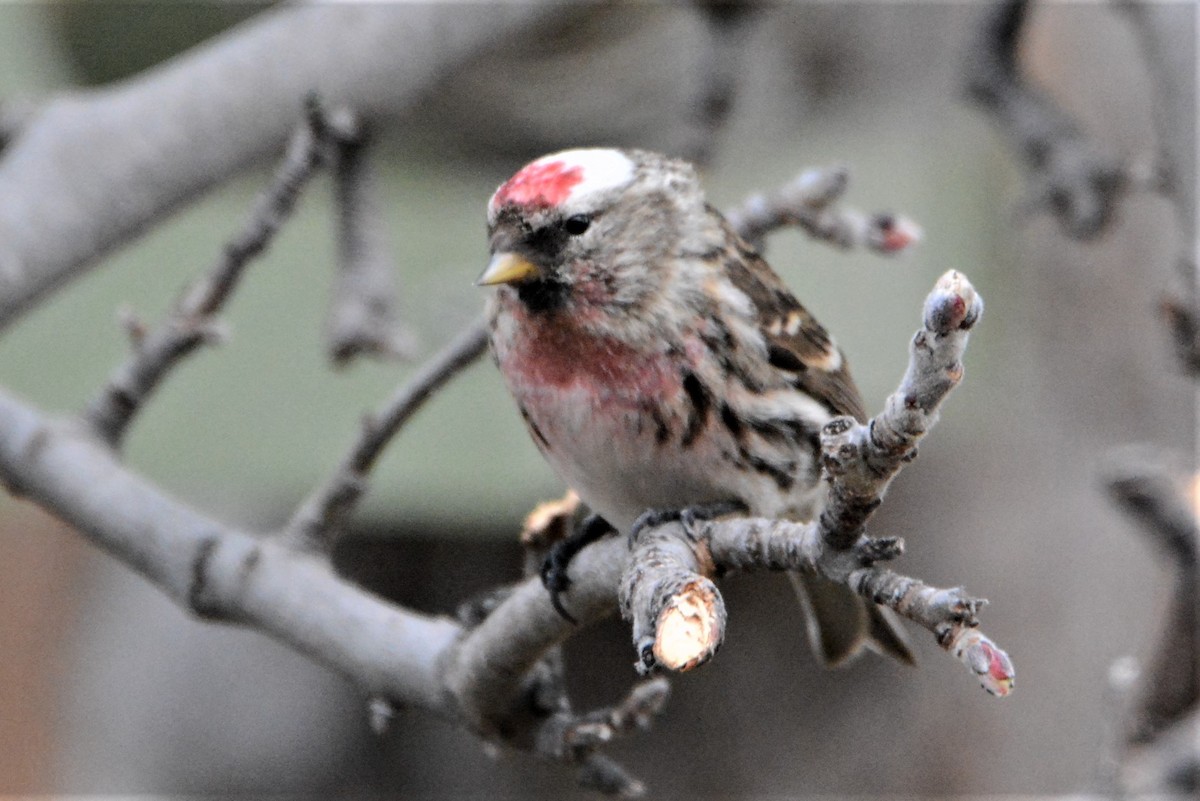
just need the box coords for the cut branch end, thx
[653,579,724,672]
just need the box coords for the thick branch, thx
[443,535,630,738]
[965,0,1127,238]
[0,388,459,709]
[0,379,666,793]
[0,3,566,331]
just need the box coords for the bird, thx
[479,147,913,667]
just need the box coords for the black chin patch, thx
[517,278,569,313]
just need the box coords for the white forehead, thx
[488,148,636,218]
[550,148,635,199]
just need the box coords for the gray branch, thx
[326,120,415,366]
[0,388,459,709]
[1104,450,1198,748]
[0,384,667,792]
[0,2,566,332]
[1116,1,1199,375]
[819,269,982,548]
[725,165,922,255]
[284,318,489,551]
[965,0,1128,239]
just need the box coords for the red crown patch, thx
[494,160,584,210]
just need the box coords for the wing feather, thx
[717,218,867,423]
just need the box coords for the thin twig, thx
[83,100,356,446]
[702,516,1013,696]
[283,318,489,551]
[818,269,982,548]
[534,677,670,797]
[965,0,1128,239]
[326,120,416,366]
[724,165,922,255]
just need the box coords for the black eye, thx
[562,214,592,236]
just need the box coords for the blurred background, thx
[0,2,1193,797]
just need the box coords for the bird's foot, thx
[540,513,616,624]
[628,500,747,546]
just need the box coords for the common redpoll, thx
[480,148,912,667]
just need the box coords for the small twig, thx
[617,271,1011,695]
[820,269,982,549]
[964,0,1128,239]
[83,99,355,447]
[724,165,922,255]
[535,677,670,797]
[326,119,416,366]
[283,318,489,551]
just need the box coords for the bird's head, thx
[479,148,708,314]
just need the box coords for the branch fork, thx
[724,164,923,255]
[616,270,1014,697]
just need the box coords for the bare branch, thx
[0,376,678,794]
[534,677,670,797]
[283,318,489,550]
[0,388,461,708]
[619,522,724,673]
[615,270,1012,695]
[443,535,629,735]
[1116,1,1199,375]
[326,120,415,366]
[0,3,566,331]
[1104,450,1199,746]
[965,0,1129,238]
[725,165,922,254]
[83,101,353,446]
[819,269,982,548]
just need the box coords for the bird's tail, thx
[788,572,915,667]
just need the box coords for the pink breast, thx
[503,308,680,406]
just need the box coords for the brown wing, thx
[720,223,868,423]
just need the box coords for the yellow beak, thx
[477,252,539,286]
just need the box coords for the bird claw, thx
[628,500,746,546]
[539,513,615,625]
[540,546,579,625]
